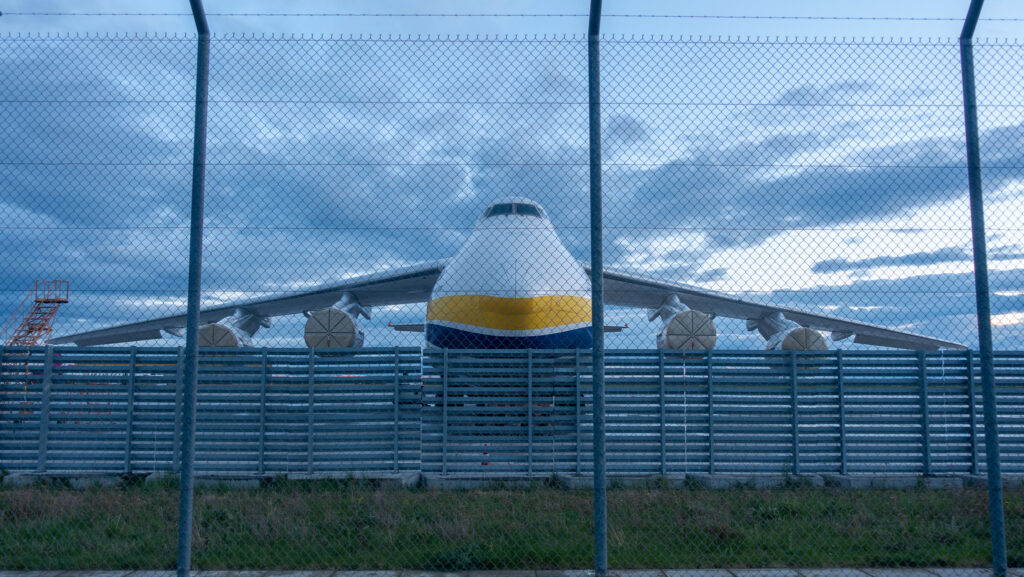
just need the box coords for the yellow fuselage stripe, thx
[426,294,592,331]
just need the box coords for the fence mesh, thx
[2,32,1024,574]
[4,35,1023,351]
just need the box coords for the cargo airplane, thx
[50,197,966,351]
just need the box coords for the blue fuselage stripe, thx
[426,324,593,349]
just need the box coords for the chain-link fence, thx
[4,34,1023,351]
[2,32,1024,574]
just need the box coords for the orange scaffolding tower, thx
[2,280,70,347]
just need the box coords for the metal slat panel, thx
[7,347,1024,476]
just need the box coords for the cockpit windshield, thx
[487,203,515,217]
[515,204,541,217]
[485,202,544,218]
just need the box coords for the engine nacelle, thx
[650,294,717,350]
[766,326,829,351]
[198,309,269,347]
[198,322,249,348]
[658,310,717,350]
[750,312,829,351]
[304,308,364,348]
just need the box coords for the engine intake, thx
[304,308,365,348]
[651,294,717,350]
[771,327,828,351]
[304,292,369,348]
[658,310,717,350]
[197,309,270,348]
[198,322,247,348]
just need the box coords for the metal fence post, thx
[587,1,607,572]
[177,1,210,574]
[528,349,534,476]
[968,349,979,475]
[37,346,54,474]
[659,350,667,475]
[173,347,184,473]
[919,351,932,476]
[959,2,1006,573]
[576,348,582,476]
[394,347,401,473]
[790,351,800,476]
[442,348,448,476]
[307,348,316,475]
[125,346,137,474]
[838,349,847,475]
[708,350,716,475]
[258,350,268,476]
[708,351,715,475]
[0,348,5,428]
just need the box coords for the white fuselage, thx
[425,198,593,348]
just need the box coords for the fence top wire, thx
[4,10,1024,22]
[3,31,1024,45]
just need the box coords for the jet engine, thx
[304,292,369,348]
[198,309,270,347]
[749,312,828,351]
[768,326,828,351]
[650,294,717,350]
[304,308,365,348]
[199,322,248,348]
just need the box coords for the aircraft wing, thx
[589,266,967,351]
[50,260,447,346]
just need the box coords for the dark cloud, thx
[773,80,875,106]
[694,268,728,283]
[811,247,970,273]
[622,120,1024,249]
[993,245,1024,261]
[755,269,1024,349]
[809,244,1024,277]
[0,58,193,227]
[605,115,648,152]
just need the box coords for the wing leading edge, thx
[591,266,966,351]
[49,260,964,350]
[50,261,447,347]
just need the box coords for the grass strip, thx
[1,478,1021,570]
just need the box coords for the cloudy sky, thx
[2,1,1024,350]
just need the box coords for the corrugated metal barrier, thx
[0,346,422,476]
[2,346,1022,478]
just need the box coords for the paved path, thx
[0,569,1018,577]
